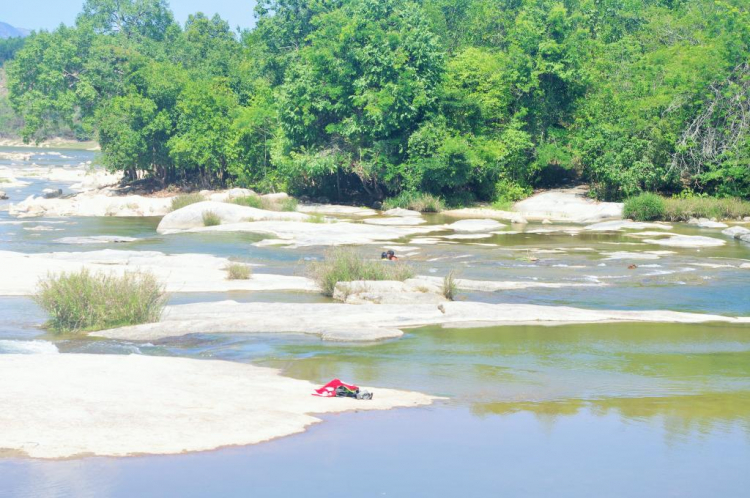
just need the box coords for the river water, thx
[1,147,749,497]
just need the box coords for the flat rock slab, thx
[157,201,308,231]
[514,187,623,222]
[584,220,672,231]
[447,219,505,232]
[0,354,435,459]
[0,250,317,295]
[298,204,378,217]
[93,300,750,343]
[55,235,139,245]
[363,216,426,226]
[642,235,726,248]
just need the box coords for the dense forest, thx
[5,0,750,204]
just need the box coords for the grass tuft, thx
[202,211,221,226]
[34,269,166,333]
[382,192,444,213]
[307,247,414,297]
[231,195,298,212]
[171,193,204,212]
[225,262,252,280]
[623,193,666,221]
[443,270,458,301]
[306,213,326,223]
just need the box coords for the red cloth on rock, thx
[313,378,359,397]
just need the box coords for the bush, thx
[382,192,444,212]
[494,179,531,204]
[443,270,458,301]
[623,193,666,221]
[663,196,750,221]
[231,195,263,209]
[202,211,221,226]
[34,270,166,333]
[171,193,204,211]
[225,262,252,280]
[308,247,414,297]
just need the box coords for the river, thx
[1,146,749,497]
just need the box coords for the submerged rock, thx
[688,218,728,229]
[54,235,139,245]
[42,188,63,199]
[722,226,750,239]
[642,235,726,248]
[0,190,7,200]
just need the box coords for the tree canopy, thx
[5,0,750,201]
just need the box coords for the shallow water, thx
[2,147,750,497]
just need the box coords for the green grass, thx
[225,262,252,280]
[623,193,666,221]
[443,270,458,301]
[170,193,204,211]
[307,247,415,297]
[382,192,444,213]
[663,197,750,221]
[202,211,221,226]
[0,177,9,184]
[624,193,750,221]
[34,269,166,333]
[231,195,298,212]
[306,213,326,223]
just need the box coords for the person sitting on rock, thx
[381,251,388,260]
[386,250,398,261]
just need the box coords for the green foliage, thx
[202,211,221,226]
[382,192,444,212]
[623,193,667,221]
[0,37,25,65]
[170,193,204,211]
[306,213,326,223]
[231,194,297,212]
[663,196,750,221]
[308,247,415,297]
[34,269,166,333]
[225,262,252,280]
[4,0,750,201]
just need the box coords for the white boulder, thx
[157,201,308,232]
[447,219,505,232]
[689,218,728,229]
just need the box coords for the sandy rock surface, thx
[0,250,317,295]
[584,220,672,231]
[10,192,173,218]
[157,201,309,231]
[0,354,435,459]
[93,300,750,343]
[642,234,726,248]
[513,186,623,222]
[333,279,448,305]
[168,220,444,247]
[447,219,505,232]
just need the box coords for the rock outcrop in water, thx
[0,354,436,458]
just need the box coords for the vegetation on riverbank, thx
[624,193,750,221]
[231,195,298,212]
[202,211,221,226]
[170,193,204,211]
[382,192,444,213]
[4,0,750,204]
[308,247,414,297]
[34,270,166,333]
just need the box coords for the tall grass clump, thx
[34,270,166,333]
[623,193,666,221]
[308,247,414,296]
[231,195,298,212]
[443,270,458,301]
[382,192,444,213]
[306,213,326,223]
[225,262,252,280]
[663,196,750,221]
[202,211,221,226]
[171,193,204,211]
